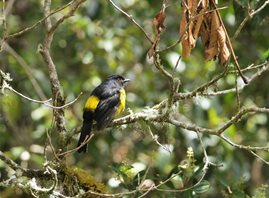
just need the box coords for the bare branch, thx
[0,0,8,51]
[7,0,76,39]
[3,42,47,100]
[233,0,269,39]
[203,61,269,97]
[154,54,178,110]
[39,0,66,141]
[108,0,153,44]
[49,0,86,35]
[221,135,269,152]
[221,135,269,165]
[39,0,85,151]
[0,151,51,179]
[58,134,95,157]
[147,125,172,153]
[0,71,82,109]
[0,150,25,173]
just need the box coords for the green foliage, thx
[252,185,269,198]
[193,180,210,195]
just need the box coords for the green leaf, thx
[132,169,147,185]
[193,180,210,194]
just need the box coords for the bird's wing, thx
[94,90,120,130]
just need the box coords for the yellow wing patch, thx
[115,88,126,116]
[84,95,100,112]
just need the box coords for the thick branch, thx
[39,0,85,150]
[0,151,51,179]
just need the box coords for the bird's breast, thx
[115,88,126,116]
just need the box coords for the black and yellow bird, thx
[77,75,130,153]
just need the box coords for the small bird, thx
[77,75,130,153]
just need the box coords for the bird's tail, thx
[77,121,92,153]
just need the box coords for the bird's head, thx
[107,74,131,87]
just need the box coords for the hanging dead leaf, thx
[179,0,214,58]
[205,11,221,61]
[180,0,199,58]
[179,0,232,65]
[148,4,166,58]
[153,8,166,34]
[199,21,210,48]
[217,26,230,65]
[192,0,207,40]
[179,0,188,40]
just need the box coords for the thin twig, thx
[58,134,95,157]
[233,0,269,39]
[46,129,61,162]
[154,54,176,109]
[147,125,172,153]
[221,135,269,165]
[0,150,25,173]
[1,79,82,109]
[203,61,269,97]
[49,0,86,35]
[108,0,153,44]
[235,71,241,110]
[0,151,50,179]
[228,61,267,73]
[3,42,47,100]
[220,135,269,152]
[83,188,138,197]
[7,0,76,38]
[2,82,52,104]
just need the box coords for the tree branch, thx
[233,0,269,39]
[108,0,153,44]
[7,0,77,39]
[0,151,51,179]
[39,0,85,151]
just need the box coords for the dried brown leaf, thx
[192,12,204,40]
[179,1,188,39]
[217,26,230,64]
[208,11,220,47]
[180,0,199,58]
[193,0,208,40]
[199,22,210,48]
[182,30,193,58]
[205,11,221,60]
[148,5,166,58]
[205,46,219,61]
[189,0,197,13]
[153,10,166,34]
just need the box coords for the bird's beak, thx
[123,78,131,86]
[124,78,131,83]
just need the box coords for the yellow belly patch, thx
[84,95,100,112]
[115,88,126,116]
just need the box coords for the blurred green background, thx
[0,0,269,197]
